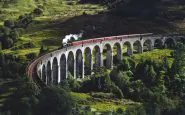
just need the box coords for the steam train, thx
[62,33,153,48]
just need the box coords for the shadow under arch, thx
[103,43,112,69]
[133,40,142,54]
[93,45,101,70]
[143,39,152,52]
[154,39,163,49]
[42,65,46,84]
[76,49,83,78]
[84,47,92,75]
[60,54,66,81]
[113,42,122,65]
[164,38,175,49]
[67,51,74,78]
[123,41,132,56]
[47,61,52,85]
[52,57,58,85]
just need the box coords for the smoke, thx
[62,30,84,44]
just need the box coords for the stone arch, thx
[60,54,66,81]
[133,40,142,54]
[42,65,46,84]
[52,57,58,85]
[123,41,132,55]
[103,43,112,69]
[67,51,74,78]
[84,47,92,75]
[47,61,52,85]
[154,39,163,49]
[143,39,152,52]
[164,38,175,49]
[76,49,83,78]
[93,45,101,69]
[113,42,122,65]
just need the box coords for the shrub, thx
[33,8,43,15]
[4,20,14,28]
[26,52,37,60]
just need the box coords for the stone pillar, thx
[100,51,103,66]
[111,50,113,69]
[45,67,47,85]
[139,46,143,53]
[119,45,123,61]
[91,50,93,75]
[74,59,76,79]
[51,69,53,84]
[66,61,68,79]
[58,64,60,83]
[82,56,85,79]
[40,68,42,80]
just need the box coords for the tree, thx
[2,77,40,115]
[171,43,185,77]
[35,86,73,115]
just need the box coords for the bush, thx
[33,8,43,15]
[4,20,14,28]
[26,52,37,60]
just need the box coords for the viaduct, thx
[27,33,184,85]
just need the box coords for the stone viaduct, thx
[33,33,184,85]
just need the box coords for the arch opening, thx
[123,41,132,56]
[133,41,142,54]
[93,45,101,70]
[143,39,152,52]
[76,49,83,78]
[42,65,46,84]
[164,38,175,49]
[154,39,163,49]
[60,54,66,81]
[52,58,58,85]
[113,43,122,65]
[67,51,74,78]
[103,44,112,69]
[84,47,92,75]
[47,61,52,85]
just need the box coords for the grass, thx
[1,0,182,63]
[1,0,104,62]
[91,102,129,112]
[131,49,173,65]
[70,92,140,112]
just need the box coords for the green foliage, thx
[60,76,81,92]
[39,45,49,55]
[0,52,26,79]
[26,52,37,60]
[2,77,40,115]
[35,86,73,115]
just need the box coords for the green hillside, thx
[1,0,184,61]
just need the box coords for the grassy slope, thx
[70,92,140,112]
[1,0,184,62]
[1,0,104,60]
[132,49,173,65]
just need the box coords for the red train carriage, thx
[104,37,115,41]
[71,41,83,46]
[93,38,104,43]
[82,39,94,44]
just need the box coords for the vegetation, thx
[1,0,185,115]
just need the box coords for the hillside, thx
[1,0,185,61]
